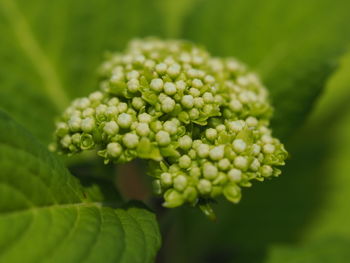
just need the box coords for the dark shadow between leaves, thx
[69,159,122,207]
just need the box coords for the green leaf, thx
[266,237,350,263]
[264,52,350,263]
[300,56,350,241]
[0,111,161,263]
[154,0,199,37]
[182,0,350,139]
[0,0,164,143]
[308,51,350,124]
[264,112,350,263]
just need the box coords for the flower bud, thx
[223,184,241,203]
[178,135,192,150]
[179,155,191,169]
[123,133,139,148]
[107,142,122,158]
[136,123,150,137]
[161,97,176,113]
[160,172,172,187]
[164,82,177,95]
[104,121,119,136]
[174,175,188,191]
[156,131,171,146]
[198,179,212,195]
[234,156,248,170]
[117,113,132,128]
[232,139,247,153]
[205,128,217,141]
[228,168,242,182]
[181,95,194,109]
[203,163,218,180]
[163,189,184,208]
[150,78,163,92]
[209,146,225,161]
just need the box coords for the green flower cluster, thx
[52,38,287,210]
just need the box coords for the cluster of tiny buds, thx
[52,38,287,211]
[152,118,287,208]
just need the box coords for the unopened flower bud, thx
[107,142,122,158]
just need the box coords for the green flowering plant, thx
[1,0,350,262]
[52,38,287,215]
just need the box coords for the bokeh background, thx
[1,0,350,262]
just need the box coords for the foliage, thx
[0,111,161,262]
[0,0,350,262]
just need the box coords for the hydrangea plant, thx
[1,0,350,261]
[52,38,287,215]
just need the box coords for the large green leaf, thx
[0,0,164,143]
[266,237,350,263]
[265,116,350,262]
[300,52,350,241]
[182,0,350,138]
[0,111,161,263]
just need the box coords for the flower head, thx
[52,38,287,213]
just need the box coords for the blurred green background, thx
[1,0,350,262]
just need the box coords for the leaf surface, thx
[0,0,163,143]
[0,111,161,263]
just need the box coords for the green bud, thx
[150,78,163,92]
[209,146,225,161]
[218,158,230,171]
[174,175,188,191]
[81,118,95,132]
[117,113,132,128]
[107,142,122,158]
[234,156,248,170]
[223,184,241,203]
[181,95,194,109]
[163,189,184,208]
[178,135,192,150]
[261,165,273,177]
[55,122,69,137]
[150,120,163,132]
[205,128,217,141]
[104,121,119,136]
[232,139,247,153]
[123,133,139,148]
[184,187,198,203]
[152,179,162,195]
[197,179,212,195]
[203,163,218,180]
[163,121,177,135]
[136,122,150,137]
[156,131,171,146]
[132,97,145,110]
[190,166,201,178]
[161,97,176,113]
[68,116,81,132]
[160,172,173,187]
[228,168,242,182]
[179,155,192,169]
[81,134,95,150]
[164,82,177,95]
